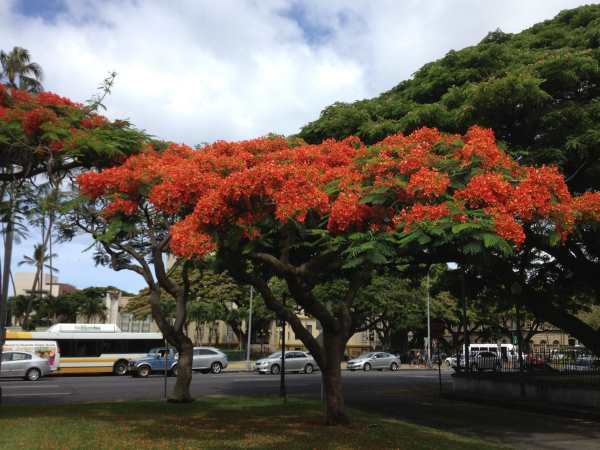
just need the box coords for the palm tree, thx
[19,243,57,328]
[0,46,43,92]
[78,295,107,323]
[19,243,58,292]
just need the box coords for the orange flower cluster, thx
[102,198,138,218]
[77,125,600,255]
[490,212,526,245]
[0,83,109,153]
[394,203,450,229]
[22,107,57,136]
[327,192,373,234]
[406,167,450,199]
[80,114,108,129]
[456,173,512,208]
[457,126,514,170]
[573,192,600,222]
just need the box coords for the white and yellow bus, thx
[6,323,163,375]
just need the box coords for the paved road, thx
[2,370,599,450]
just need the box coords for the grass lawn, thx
[0,396,509,449]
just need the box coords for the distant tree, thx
[0,46,43,92]
[76,288,108,323]
[354,273,426,352]
[126,266,274,348]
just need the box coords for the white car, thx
[255,351,317,374]
[192,347,228,374]
[1,351,51,381]
[347,352,400,371]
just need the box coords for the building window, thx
[553,340,560,346]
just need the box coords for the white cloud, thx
[1,0,588,291]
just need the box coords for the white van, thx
[446,343,518,368]
[469,343,517,359]
[3,340,60,372]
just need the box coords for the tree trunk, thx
[1,207,15,334]
[524,297,600,356]
[148,289,194,402]
[321,330,350,425]
[170,334,194,403]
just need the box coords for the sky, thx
[0,0,590,293]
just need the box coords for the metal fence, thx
[452,346,600,388]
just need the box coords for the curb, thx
[222,367,447,374]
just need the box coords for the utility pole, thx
[246,287,253,370]
[426,265,433,368]
[462,269,470,374]
[280,297,287,402]
[163,339,168,400]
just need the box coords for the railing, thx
[451,346,600,388]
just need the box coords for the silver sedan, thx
[255,351,317,374]
[347,352,400,371]
[192,347,229,374]
[1,351,51,381]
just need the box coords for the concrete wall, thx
[452,376,600,409]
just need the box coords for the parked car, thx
[129,347,178,377]
[575,354,600,369]
[470,351,501,372]
[192,347,228,374]
[347,352,400,371]
[525,353,546,370]
[0,351,51,381]
[255,351,316,374]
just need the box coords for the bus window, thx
[59,339,101,357]
[100,340,127,354]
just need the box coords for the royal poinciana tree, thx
[0,82,145,349]
[77,126,600,423]
[72,150,198,401]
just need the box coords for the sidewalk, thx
[224,361,438,373]
[225,361,254,372]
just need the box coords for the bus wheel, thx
[25,368,41,381]
[113,360,129,376]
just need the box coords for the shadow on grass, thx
[0,396,506,450]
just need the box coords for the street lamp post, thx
[246,287,253,371]
[280,319,287,401]
[0,293,7,405]
[163,339,168,400]
[461,270,470,374]
[426,265,434,368]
